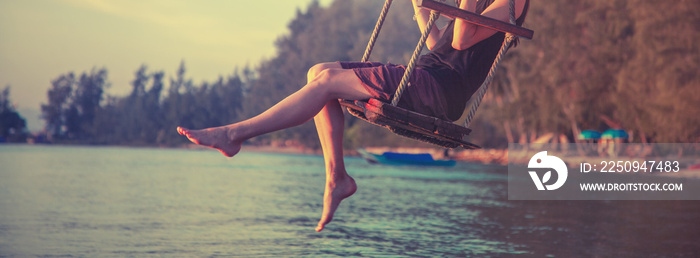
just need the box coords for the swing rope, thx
[362,0,393,63]
[391,10,441,106]
[463,0,517,128]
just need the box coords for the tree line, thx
[0,86,27,142]
[32,0,700,148]
[40,62,250,146]
[489,0,700,144]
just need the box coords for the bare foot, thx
[177,126,242,157]
[315,175,357,232]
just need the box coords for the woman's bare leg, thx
[308,63,357,231]
[312,99,356,232]
[177,67,368,155]
[178,63,367,231]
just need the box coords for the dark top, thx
[417,0,528,121]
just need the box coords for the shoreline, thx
[11,143,700,178]
[1,141,517,165]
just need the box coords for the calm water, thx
[1,145,699,257]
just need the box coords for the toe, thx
[178,127,190,136]
[316,215,332,232]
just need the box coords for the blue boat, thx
[601,129,629,139]
[358,149,456,167]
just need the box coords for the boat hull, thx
[358,150,456,167]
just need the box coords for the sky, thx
[0,0,333,131]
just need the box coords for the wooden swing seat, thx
[340,99,480,149]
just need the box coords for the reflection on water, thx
[0,145,698,256]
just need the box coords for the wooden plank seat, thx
[340,99,480,149]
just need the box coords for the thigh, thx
[319,68,374,100]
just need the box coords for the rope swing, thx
[341,0,533,149]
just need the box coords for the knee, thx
[304,67,367,100]
[307,63,326,83]
[304,68,346,100]
[307,62,339,83]
[305,69,332,93]
[310,68,344,89]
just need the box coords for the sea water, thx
[1,145,699,256]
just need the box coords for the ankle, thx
[326,167,346,178]
[327,172,354,185]
[224,125,243,144]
